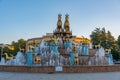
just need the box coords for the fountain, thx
[0,51,25,65]
[14,51,25,65]
[82,45,89,55]
[94,47,107,65]
[0,57,6,65]
[0,38,115,73]
[0,14,117,73]
[105,49,113,65]
[0,38,114,67]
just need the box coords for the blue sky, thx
[0,0,120,44]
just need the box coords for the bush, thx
[111,50,120,61]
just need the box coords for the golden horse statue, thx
[72,46,76,52]
[29,45,34,51]
[51,38,57,44]
[34,54,41,64]
[19,48,25,52]
[72,45,79,65]
[3,53,14,60]
[74,56,79,65]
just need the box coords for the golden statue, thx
[57,14,62,29]
[72,45,76,53]
[74,56,79,65]
[29,45,34,51]
[34,54,41,64]
[51,37,57,45]
[72,44,79,65]
[3,53,14,60]
[19,48,24,52]
[64,14,70,31]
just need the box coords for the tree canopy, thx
[90,27,117,49]
[90,27,120,60]
[11,39,26,55]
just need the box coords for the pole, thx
[1,45,3,61]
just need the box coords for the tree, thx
[90,27,120,60]
[0,39,26,60]
[18,39,26,50]
[11,39,26,55]
[117,35,120,49]
[0,44,13,60]
[90,28,101,45]
[11,41,19,55]
[0,47,1,60]
[100,28,107,48]
[111,50,120,61]
[90,27,116,49]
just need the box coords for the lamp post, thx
[0,44,7,61]
[0,44,4,61]
[106,33,108,49]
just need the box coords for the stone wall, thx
[0,66,55,73]
[63,65,120,73]
[0,65,120,73]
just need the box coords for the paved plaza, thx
[0,72,120,80]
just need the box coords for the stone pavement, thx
[0,72,120,80]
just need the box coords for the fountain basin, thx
[0,65,120,73]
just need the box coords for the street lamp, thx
[0,44,4,61]
[106,33,108,49]
[0,44,8,61]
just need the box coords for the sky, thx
[0,0,120,44]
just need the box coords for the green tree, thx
[90,27,116,49]
[11,39,26,55]
[0,44,12,60]
[18,39,26,50]
[100,28,107,48]
[0,39,26,60]
[117,35,120,49]
[111,50,120,61]
[0,47,1,60]
[90,28,101,45]
[107,31,118,50]
[11,41,19,55]
[90,27,120,60]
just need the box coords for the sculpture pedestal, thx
[82,45,89,55]
[27,51,34,65]
[105,54,113,65]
